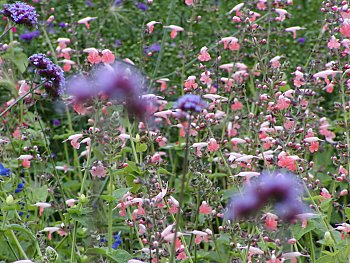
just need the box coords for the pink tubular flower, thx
[90,161,107,178]
[184,76,198,90]
[220,37,240,51]
[270,56,281,68]
[77,16,97,29]
[264,213,278,230]
[257,0,267,10]
[277,152,296,171]
[192,230,209,244]
[33,202,51,216]
[163,25,184,39]
[63,134,83,149]
[198,46,211,62]
[60,59,75,72]
[340,19,350,37]
[101,49,115,64]
[275,8,289,21]
[328,35,340,49]
[320,188,331,200]
[229,3,244,17]
[313,70,342,85]
[146,21,160,34]
[17,155,33,168]
[285,26,305,39]
[185,0,194,6]
[208,138,219,152]
[199,201,212,215]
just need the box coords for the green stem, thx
[9,230,28,259]
[170,115,191,263]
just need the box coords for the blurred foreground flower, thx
[226,170,307,221]
[66,61,148,118]
[2,2,38,27]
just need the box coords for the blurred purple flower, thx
[114,0,122,5]
[20,30,40,41]
[226,170,307,221]
[297,37,305,44]
[53,119,60,126]
[58,22,68,28]
[174,95,207,113]
[85,0,94,7]
[66,61,148,118]
[144,43,161,54]
[136,2,148,11]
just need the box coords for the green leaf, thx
[126,175,141,193]
[107,249,133,263]
[135,143,147,152]
[290,218,317,240]
[30,185,48,203]
[8,52,28,73]
[100,195,117,202]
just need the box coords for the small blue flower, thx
[0,163,11,177]
[20,30,40,41]
[15,182,25,193]
[112,232,122,249]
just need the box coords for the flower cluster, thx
[226,170,306,221]
[2,2,38,27]
[174,94,207,113]
[28,54,65,98]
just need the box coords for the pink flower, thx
[264,213,278,230]
[184,76,198,90]
[163,25,184,39]
[60,59,75,72]
[64,134,83,149]
[275,8,289,21]
[185,0,194,6]
[199,201,212,215]
[101,49,115,64]
[198,46,211,61]
[33,202,51,216]
[90,161,107,178]
[340,19,350,37]
[228,3,244,17]
[277,152,296,171]
[17,155,33,168]
[285,26,305,39]
[208,138,220,152]
[77,16,97,29]
[328,36,340,49]
[231,98,243,111]
[156,78,170,91]
[257,0,267,10]
[65,199,77,207]
[270,56,281,68]
[320,188,331,199]
[146,21,160,34]
[220,37,240,51]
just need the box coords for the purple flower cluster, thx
[67,61,147,118]
[2,2,38,27]
[28,54,65,98]
[226,170,307,221]
[174,94,207,113]
[20,30,40,41]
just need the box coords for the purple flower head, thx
[136,2,148,11]
[58,22,68,28]
[52,118,60,126]
[2,2,38,27]
[67,61,147,118]
[28,54,65,99]
[297,37,306,44]
[85,0,94,7]
[225,170,307,221]
[20,30,40,41]
[174,94,207,113]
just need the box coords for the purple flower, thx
[52,119,60,126]
[20,30,40,41]
[226,170,306,221]
[174,95,207,113]
[143,43,161,54]
[2,2,38,27]
[58,22,68,28]
[136,2,148,11]
[297,37,305,44]
[28,54,65,98]
[85,0,94,7]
